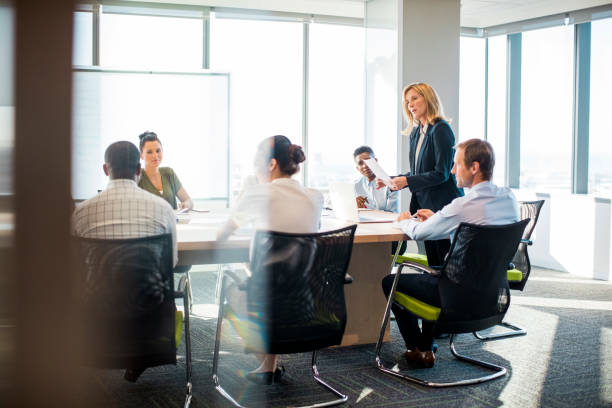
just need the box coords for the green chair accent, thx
[393,292,440,321]
[175,310,184,347]
[507,268,522,282]
[394,253,429,267]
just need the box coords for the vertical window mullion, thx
[92,4,100,66]
[484,37,489,140]
[572,22,591,194]
[506,33,521,189]
[302,22,309,187]
[202,11,210,69]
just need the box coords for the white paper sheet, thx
[364,158,393,187]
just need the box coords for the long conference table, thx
[177,209,407,346]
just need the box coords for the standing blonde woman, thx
[380,82,463,266]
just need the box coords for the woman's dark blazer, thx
[403,119,463,213]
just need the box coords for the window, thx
[589,18,612,196]
[73,11,93,66]
[100,12,203,70]
[0,3,14,195]
[520,25,574,191]
[486,35,507,187]
[365,14,398,178]
[307,23,365,188]
[210,16,303,195]
[459,36,485,141]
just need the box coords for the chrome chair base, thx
[375,334,506,387]
[375,262,507,388]
[212,274,348,408]
[177,274,193,408]
[473,321,526,340]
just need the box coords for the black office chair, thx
[74,234,192,407]
[212,225,357,408]
[474,200,545,340]
[375,220,528,387]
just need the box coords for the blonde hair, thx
[401,82,447,135]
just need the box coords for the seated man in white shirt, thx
[353,146,399,212]
[72,141,177,382]
[382,138,519,368]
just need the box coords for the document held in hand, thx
[364,158,393,187]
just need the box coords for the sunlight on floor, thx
[356,387,374,403]
[529,276,612,285]
[512,296,612,311]
[492,306,559,406]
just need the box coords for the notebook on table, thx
[328,182,395,223]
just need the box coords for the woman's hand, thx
[356,196,369,208]
[378,176,407,191]
[178,199,194,211]
[177,187,194,210]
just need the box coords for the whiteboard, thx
[72,67,230,200]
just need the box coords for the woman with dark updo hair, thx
[217,135,323,384]
[138,131,193,211]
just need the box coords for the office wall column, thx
[397,0,460,181]
[14,0,81,406]
[506,33,521,188]
[572,22,590,194]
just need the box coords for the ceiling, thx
[460,0,612,27]
[125,0,612,27]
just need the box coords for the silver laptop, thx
[328,182,395,223]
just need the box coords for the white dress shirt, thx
[354,176,399,213]
[399,181,519,242]
[414,123,428,168]
[230,177,323,233]
[72,178,178,266]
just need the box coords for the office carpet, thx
[80,266,612,408]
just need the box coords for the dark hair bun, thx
[289,144,305,164]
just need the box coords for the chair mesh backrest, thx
[246,225,357,354]
[436,220,528,334]
[511,200,544,290]
[73,234,176,368]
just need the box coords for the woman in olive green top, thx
[138,131,194,210]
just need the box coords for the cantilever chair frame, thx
[211,226,356,408]
[374,261,506,387]
[176,273,193,408]
[474,199,545,341]
[75,233,193,407]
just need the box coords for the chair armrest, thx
[397,261,441,277]
[521,239,533,245]
[173,265,192,274]
[174,274,188,297]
